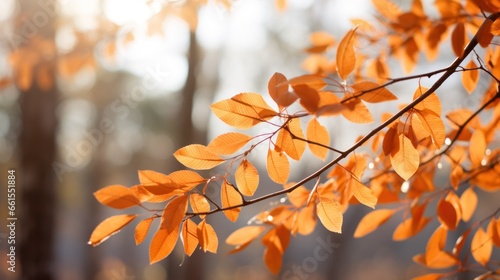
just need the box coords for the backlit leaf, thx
[390,134,420,180]
[471,227,492,266]
[351,179,377,208]
[412,273,444,280]
[181,219,199,256]
[317,199,343,233]
[226,226,266,245]
[168,170,206,190]
[89,214,137,247]
[210,93,277,129]
[276,118,306,160]
[94,185,141,209]
[306,118,330,160]
[135,217,155,245]
[341,97,374,123]
[336,26,359,80]
[174,144,225,170]
[352,81,397,103]
[268,72,297,110]
[437,199,458,230]
[189,193,210,219]
[393,216,431,241]
[197,220,218,253]
[264,242,283,275]
[292,84,320,113]
[416,110,446,148]
[297,204,317,235]
[462,60,479,93]
[235,160,260,196]
[451,22,466,57]
[221,180,242,222]
[414,89,442,116]
[469,129,486,166]
[266,148,290,184]
[354,209,396,238]
[207,132,252,155]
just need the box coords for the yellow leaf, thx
[306,118,330,160]
[266,148,290,184]
[221,180,242,222]
[462,60,479,93]
[226,226,266,246]
[189,193,210,219]
[352,81,397,103]
[181,219,199,256]
[197,220,218,253]
[210,93,277,129]
[351,179,377,208]
[390,134,420,180]
[235,160,260,196]
[354,209,396,238]
[173,144,225,170]
[317,199,343,233]
[135,217,155,245]
[276,118,306,160]
[93,185,141,209]
[469,129,486,166]
[268,72,297,109]
[336,26,359,80]
[207,132,252,155]
[471,227,493,267]
[89,214,137,247]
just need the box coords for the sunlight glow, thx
[104,0,153,25]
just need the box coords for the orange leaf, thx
[297,204,317,235]
[487,218,500,247]
[351,179,377,208]
[459,187,477,222]
[138,170,180,196]
[235,160,260,196]
[390,134,420,180]
[451,22,466,57]
[491,18,500,35]
[341,97,374,123]
[189,193,210,219]
[149,195,188,264]
[336,26,359,80]
[207,132,252,155]
[173,144,225,170]
[268,72,297,110]
[210,93,277,129]
[354,209,396,238]
[469,129,486,166]
[306,31,335,53]
[292,85,320,113]
[276,118,306,160]
[477,18,494,48]
[416,110,446,148]
[352,81,397,103]
[197,220,218,253]
[317,199,343,233]
[226,226,266,246]
[266,148,290,184]
[306,118,330,160]
[471,227,493,266]
[89,214,137,247]
[135,217,155,245]
[168,170,206,189]
[462,60,479,93]
[437,199,458,230]
[221,180,242,222]
[287,74,326,91]
[393,216,431,241]
[93,185,141,209]
[412,273,444,280]
[181,219,199,256]
[372,0,402,20]
[414,88,441,116]
[264,242,283,275]
[425,226,447,265]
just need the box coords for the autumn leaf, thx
[306,118,330,160]
[181,219,199,256]
[221,180,242,222]
[297,204,317,235]
[415,110,446,149]
[168,170,206,189]
[390,134,420,180]
[210,93,278,129]
[354,209,396,238]
[89,214,137,247]
[469,129,486,166]
[471,227,492,267]
[350,179,377,208]
[462,60,479,93]
[352,81,397,103]
[268,72,297,109]
[336,26,359,80]
[207,132,252,155]
[226,226,266,246]
[317,199,343,233]
[292,84,320,113]
[341,97,374,123]
[451,22,466,57]
[437,199,459,230]
[197,220,218,253]
[414,89,442,117]
[276,118,306,160]
[174,144,225,170]
[135,217,155,245]
[266,148,290,184]
[235,160,260,196]
[189,193,210,219]
[93,185,141,209]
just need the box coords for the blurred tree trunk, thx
[18,0,58,279]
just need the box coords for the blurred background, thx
[0,0,499,279]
